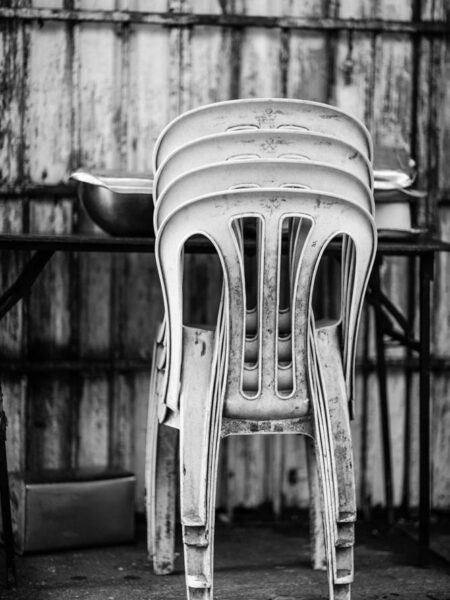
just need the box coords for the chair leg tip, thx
[333,583,351,600]
[153,560,175,575]
[188,587,212,600]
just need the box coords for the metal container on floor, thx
[4,468,136,554]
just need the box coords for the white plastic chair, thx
[147,98,375,599]
[151,187,376,600]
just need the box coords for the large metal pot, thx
[70,170,154,237]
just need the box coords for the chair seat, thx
[154,318,342,421]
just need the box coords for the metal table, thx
[0,232,449,586]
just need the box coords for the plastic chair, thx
[150,187,376,600]
[147,98,375,598]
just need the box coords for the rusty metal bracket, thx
[0,250,54,321]
[366,284,420,352]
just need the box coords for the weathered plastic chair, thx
[147,99,374,597]
[151,187,376,600]
[152,98,372,174]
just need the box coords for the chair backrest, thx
[154,159,374,230]
[154,130,373,199]
[153,98,373,173]
[156,188,376,420]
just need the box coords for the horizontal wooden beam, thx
[0,183,76,199]
[0,358,151,372]
[0,7,449,35]
[0,356,450,373]
[1,183,450,205]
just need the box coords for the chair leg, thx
[145,340,160,561]
[146,334,178,575]
[314,326,356,600]
[306,437,327,571]
[333,583,351,600]
[152,423,179,575]
[179,327,217,600]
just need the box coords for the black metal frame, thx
[367,250,435,565]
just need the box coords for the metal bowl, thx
[70,170,154,237]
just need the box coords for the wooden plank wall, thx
[0,0,449,515]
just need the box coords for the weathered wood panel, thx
[27,200,74,470]
[0,0,449,516]
[74,0,116,476]
[0,6,28,479]
[432,204,450,509]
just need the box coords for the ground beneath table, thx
[1,518,449,600]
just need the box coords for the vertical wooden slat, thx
[368,0,414,512]
[286,1,328,102]
[0,201,26,478]
[27,201,73,471]
[0,3,28,502]
[417,4,449,513]
[281,436,309,509]
[432,198,450,508]
[110,373,133,469]
[126,19,170,172]
[24,14,71,183]
[73,0,117,473]
[431,373,450,509]
[0,5,25,185]
[18,0,76,474]
[77,376,109,467]
[238,27,282,98]
[116,0,167,505]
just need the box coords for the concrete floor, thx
[1,519,449,600]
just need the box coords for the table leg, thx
[402,255,416,517]
[371,258,395,527]
[0,397,16,587]
[418,252,434,566]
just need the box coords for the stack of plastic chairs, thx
[146,99,376,600]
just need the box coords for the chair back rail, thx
[153,98,372,173]
[154,159,374,231]
[154,130,373,200]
